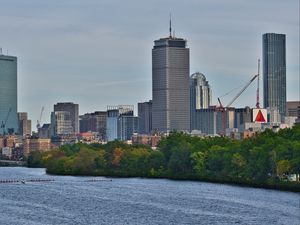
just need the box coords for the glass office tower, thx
[263,33,286,118]
[0,54,18,135]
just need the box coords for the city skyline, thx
[0,0,299,126]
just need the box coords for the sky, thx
[0,0,299,129]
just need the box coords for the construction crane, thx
[1,108,12,135]
[36,106,44,130]
[256,59,260,108]
[217,70,259,135]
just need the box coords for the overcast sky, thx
[0,0,299,128]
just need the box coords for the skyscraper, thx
[152,23,190,133]
[54,102,79,133]
[0,53,18,135]
[263,33,286,118]
[190,72,212,130]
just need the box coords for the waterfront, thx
[0,167,299,225]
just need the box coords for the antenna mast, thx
[256,59,260,108]
[169,14,172,38]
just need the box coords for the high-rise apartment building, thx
[0,53,18,135]
[263,33,286,119]
[152,26,190,133]
[190,72,212,130]
[54,102,79,133]
[138,100,152,134]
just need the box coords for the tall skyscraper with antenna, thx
[152,19,190,133]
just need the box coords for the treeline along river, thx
[0,167,299,225]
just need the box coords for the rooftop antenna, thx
[169,13,172,38]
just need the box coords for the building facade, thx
[286,101,300,117]
[0,54,18,135]
[138,100,152,134]
[51,111,73,136]
[17,112,31,136]
[152,32,190,133]
[263,33,286,119]
[106,105,137,141]
[54,102,79,133]
[190,72,212,130]
[79,111,107,140]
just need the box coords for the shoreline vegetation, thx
[27,126,300,192]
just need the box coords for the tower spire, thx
[169,13,172,38]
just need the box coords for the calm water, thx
[0,167,299,225]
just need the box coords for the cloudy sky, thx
[0,0,299,128]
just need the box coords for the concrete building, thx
[138,100,152,134]
[0,53,18,135]
[152,26,190,133]
[79,111,107,140]
[106,105,137,141]
[54,102,79,133]
[286,101,300,117]
[51,111,73,136]
[263,33,286,119]
[17,112,31,136]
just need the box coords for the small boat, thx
[21,180,26,184]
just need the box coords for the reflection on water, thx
[0,167,299,225]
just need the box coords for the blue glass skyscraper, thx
[263,33,286,118]
[0,53,18,135]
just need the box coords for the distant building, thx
[17,112,31,136]
[23,137,51,156]
[286,101,300,117]
[0,54,18,135]
[193,108,217,135]
[106,105,138,141]
[54,102,79,133]
[190,72,212,130]
[80,111,107,140]
[138,101,152,134]
[152,26,190,133]
[38,123,51,138]
[234,107,252,131]
[131,134,161,148]
[51,111,73,136]
[263,33,286,119]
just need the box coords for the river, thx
[0,167,299,225]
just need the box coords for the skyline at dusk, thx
[0,0,299,126]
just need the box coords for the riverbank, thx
[0,160,26,167]
[44,169,300,193]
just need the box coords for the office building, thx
[54,102,79,133]
[190,72,212,130]
[263,33,286,119]
[0,53,18,135]
[106,105,137,141]
[138,100,152,134]
[286,101,300,117]
[234,107,252,131]
[152,24,190,133]
[51,111,73,136]
[79,111,107,140]
[17,112,31,136]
